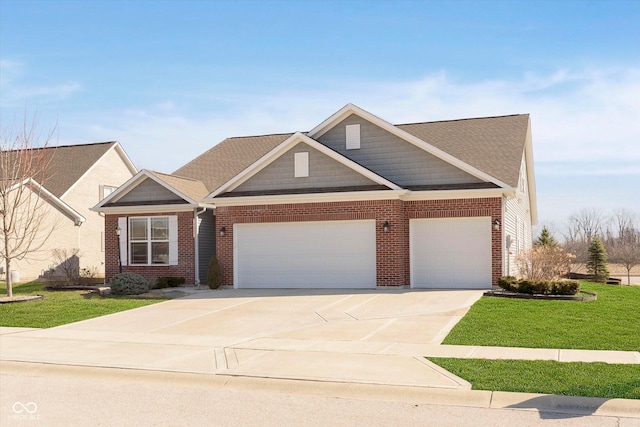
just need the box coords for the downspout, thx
[194,207,207,286]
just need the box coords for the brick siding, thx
[104,212,195,286]
[216,197,503,287]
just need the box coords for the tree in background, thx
[535,226,558,247]
[0,118,56,297]
[586,236,609,283]
[606,208,640,285]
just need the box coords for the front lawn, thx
[429,358,640,400]
[443,282,640,351]
[0,282,167,328]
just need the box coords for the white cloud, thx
[72,66,640,174]
[0,59,82,107]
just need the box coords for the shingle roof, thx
[146,170,210,202]
[173,133,293,191]
[172,113,529,194]
[397,114,529,188]
[2,141,119,197]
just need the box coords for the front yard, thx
[443,282,640,351]
[430,282,640,399]
[0,282,167,328]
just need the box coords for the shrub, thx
[206,256,222,289]
[498,276,580,296]
[156,276,186,288]
[515,245,575,281]
[109,272,149,295]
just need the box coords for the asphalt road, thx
[2,364,638,427]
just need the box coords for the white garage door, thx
[410,217,492,289]
[234,220,376,288]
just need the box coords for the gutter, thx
[193,207,207,285]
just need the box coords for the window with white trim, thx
[100,185,118,200]
[129,217,170,265]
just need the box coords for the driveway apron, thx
[0,288,483,389]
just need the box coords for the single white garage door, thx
[234,220,376,288]
[410,217,492,289]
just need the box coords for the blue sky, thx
[1,0,639,229]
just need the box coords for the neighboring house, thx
[3,142,137,281]
[94,104,536,289]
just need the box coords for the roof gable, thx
[207,132,401,199]
[316,113,486,188]
[229,141,386,196]
[3,141,136,198]
[309,104,514,188]
[94,169,209,210]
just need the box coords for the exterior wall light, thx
[220,226,226,237]
[493,219,501,231]
[382,221,390,233]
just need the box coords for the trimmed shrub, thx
[109,272,149,295]
[206,256,222,289]
[156,276,186,288]
[498,276,580,296]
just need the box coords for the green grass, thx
[0,282,167,328]
[443,282,640,351]
[429,358,640,400]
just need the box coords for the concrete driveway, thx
[0,288,483,389]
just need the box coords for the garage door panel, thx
[235,220,376,288]
[411,217,491,289]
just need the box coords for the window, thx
[294,152,309,178]
[100,185,118,200]
[346,124,360,150]
[129,217,170,265]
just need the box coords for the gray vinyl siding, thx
[116,178,184,204]
[317,114,484,187]
[503,153,532,277]
[197,210,216,283]
[232,142,378,193]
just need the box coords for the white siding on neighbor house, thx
[317,114,484,187]
[503,153,533,277]
[232,142,378,193]
[62,147,135,277]
[9,185,81,281]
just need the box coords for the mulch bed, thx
[484,290,597,302]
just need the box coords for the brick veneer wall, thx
[216,197,503,287]
[104,212,196,286]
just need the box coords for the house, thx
[94,104,536,289]
[2,142,137,282]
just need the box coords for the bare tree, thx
[562,208,608,267]
[1,118,57,297]
[607,208,640,285]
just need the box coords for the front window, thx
[129,217,170,265]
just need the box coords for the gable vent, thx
[346,124,361,150]
[294,152,309,178]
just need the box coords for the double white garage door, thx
[234,217,491,289]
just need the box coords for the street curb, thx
[2,361,638,419]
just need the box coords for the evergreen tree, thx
[586,236,609,283]
[535,226,558,247]
[206,256,222,289]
